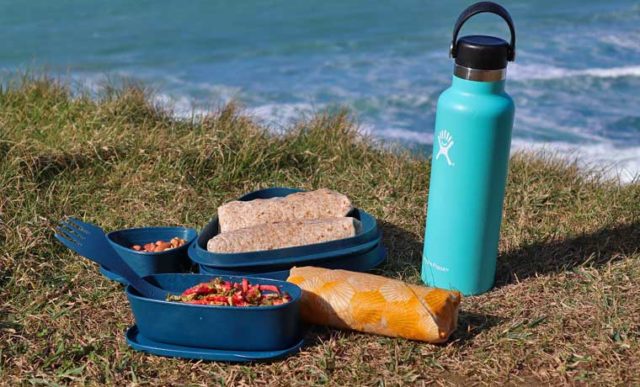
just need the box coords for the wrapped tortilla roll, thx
[218,189,353,233]
[287,267,462,343]
[208,217,361,253]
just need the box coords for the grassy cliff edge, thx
[1,79,639,385]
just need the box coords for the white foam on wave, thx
[514,111,609,143]
[247,102,316,129]
[66,74,639,184]
[511,140,640,183]
[153,93,209,118]
[600,33,640,51]
[377,128,433,144]
[153,91,639,184]
[510,64,640,81]
[372,128,638,184]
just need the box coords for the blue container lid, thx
[126,325,305,362]
[198,242,387,281]
[191,187,381,268]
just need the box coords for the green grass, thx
[1,77,639,385]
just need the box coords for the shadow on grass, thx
[377,220,423,276]
[375,221,504,345]
[496,221,640,287]
[0,141,10,159]
[0,309,21,332]
[366,219,639,346]
[301,310,502,349]
[450,311,504,346]
[17,146,122,186]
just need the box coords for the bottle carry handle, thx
[450,1,516,61]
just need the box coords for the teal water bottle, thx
[421,2,516,296]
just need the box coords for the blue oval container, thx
[107,226,197,277]
[190,187,381,268]
[126,273,302,351]
[190,227,380,269]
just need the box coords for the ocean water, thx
[1,0,639,181]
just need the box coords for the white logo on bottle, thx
[426,260,450,272]
[436,130,455,166]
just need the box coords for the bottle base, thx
[421,255,495,296]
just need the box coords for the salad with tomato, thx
[167,277,291,307]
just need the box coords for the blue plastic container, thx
[190,187,381,268]
[125,325,304,362]
[99,265,127,285]
[107,226,197,277]
[190,227,380,269]
[126,273,302,351]
[199,242,387,280]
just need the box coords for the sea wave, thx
[377,128,433,144]
[511,140,640,183]
[510,64,640,81]
[76,75,639,184]
[600,33,640,51]
[372,127,639,183]
[247,102,316,129]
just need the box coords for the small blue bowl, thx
[126,273,302,351]
[107,226,197,277]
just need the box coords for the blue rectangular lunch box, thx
[188,187,386,275]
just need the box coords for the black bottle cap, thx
[455,35,510,70]
[450,2,516,70]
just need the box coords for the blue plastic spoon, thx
[54,217,169,300]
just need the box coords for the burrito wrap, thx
[207,217,360,253]
[218,189,353,233]
[287,267,461,343]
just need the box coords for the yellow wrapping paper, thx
[287,267,462,343]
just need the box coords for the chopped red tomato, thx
[166,277,290,307]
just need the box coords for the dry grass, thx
[0,77,639,385]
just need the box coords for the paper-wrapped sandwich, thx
[218,189,353,233]
[287,267,461,343]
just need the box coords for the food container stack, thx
[189,188,385,280]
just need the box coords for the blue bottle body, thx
[422,75,514,295]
